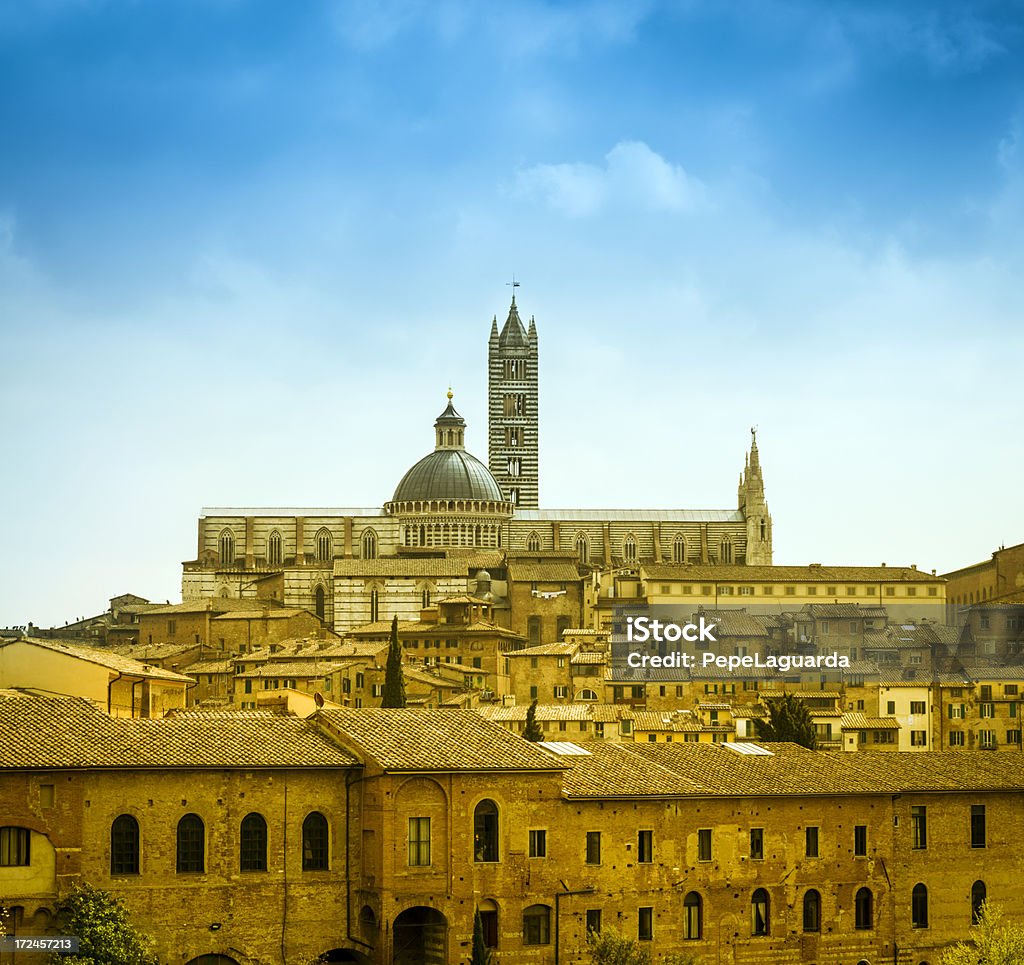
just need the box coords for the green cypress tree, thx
[523,698,543,742]
[471,907,492,965]
[381,615,406,708]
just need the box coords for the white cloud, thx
[514,140,707,217]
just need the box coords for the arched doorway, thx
[393,906,447,965]
[185,957,240,965]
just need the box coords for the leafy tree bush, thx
[48,883,157,965]
[942,901,1024,964]
[585,927,700,964]
[754,692,817,748]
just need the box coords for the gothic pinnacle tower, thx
[488,292,539,508]
[738,427,773,564]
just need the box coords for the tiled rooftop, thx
[317,709,565,772]
[0,694,356,769]
[562,741,1024,798]
[642,563,943,583]
[234,661,345,679]
[1,638,193,683]
[507,561,581,583]
[507,641,578,657]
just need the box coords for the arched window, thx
[302,812,329,871]
[720,538,733,564]
[623,534,637,564]
[422,585,432,608]
[313,585,325,621]
[577,689,599,701]
[855,887,873,929]
[240,813,267,872]
[971,880,986,924]
[362,529,378,560]
[575,533,589,565]
[315,528,333,563]
[803,889,820,932]
[912,883,928,928]
[266,531,281,566]
[751,888,770,936]
[474,800,499,862]
[673,534,686,563]
[359,904,377,943]
[176,814,204,873]
[218,529,235,566]
[683,892,702,939]
[527,532,541,553]
[369,588,380,623]
[523,904,551,945]
[110,815,139,875]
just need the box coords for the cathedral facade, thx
[182,299,772,631]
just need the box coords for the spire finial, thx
[751,425,758,445]
[506,275,520,305]
[447,386,454,401]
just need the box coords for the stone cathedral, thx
[182,297,772,630]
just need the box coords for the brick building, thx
[3,695,1024,964]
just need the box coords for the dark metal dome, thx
[392,448,504,503]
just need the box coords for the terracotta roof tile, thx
[317,709,565,772]
[562,741,1024,798]
[0,694,356,769]
[507,561,581,583]
[642,564,943,583]
[1,638,193,683]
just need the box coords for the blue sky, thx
[2,0,1023,626]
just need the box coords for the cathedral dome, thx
[391,392,506,504]
[393,448,504,502]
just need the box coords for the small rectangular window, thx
[910,701,926,714]
[971,805,986,849]
[854,825,867,856]
[638,907,653,941]
[39,785,54,809]
[586,909,602,935]
[408,817,431,867]
[638,830,653,863]
[750,828,764,860]
[805,826,819,858]
[586,831,601,865]
[887,701,896,715]
[0,827,31,866]
[697,828,712,862]
[529,829,547,858]
[911,806,927,849]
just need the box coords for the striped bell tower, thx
[488,293,539,508]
